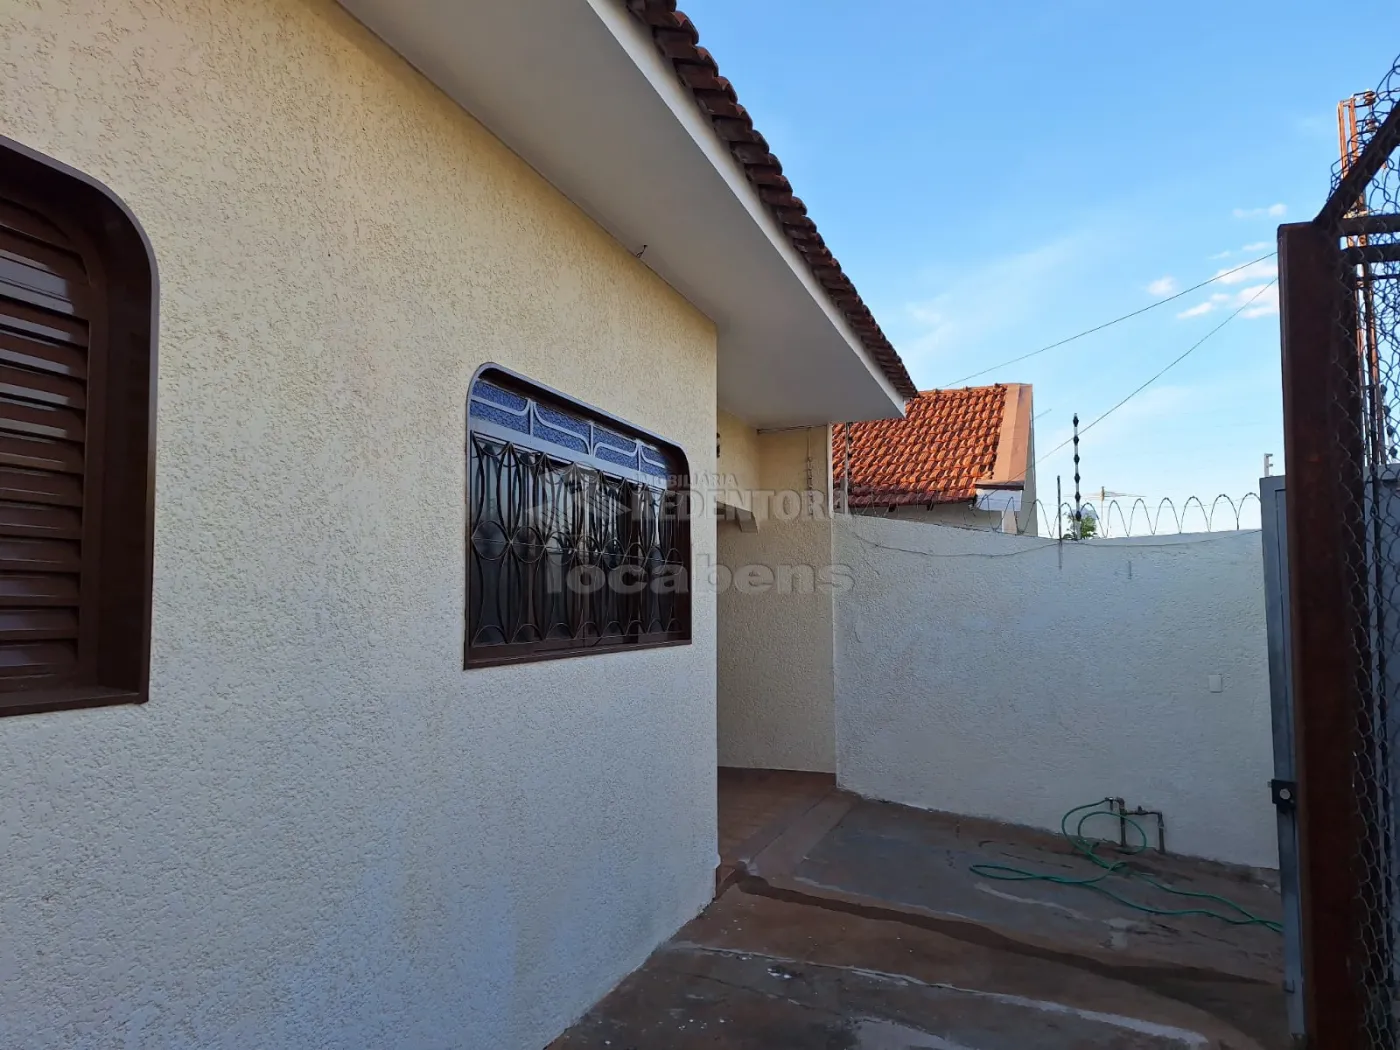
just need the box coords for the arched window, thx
[466,368,691,667]
[0,139,156,716]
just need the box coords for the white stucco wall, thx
[716,427,837,772]
[834,516,1277,869]
[879,502,1004,531]
[0,2,718,1048]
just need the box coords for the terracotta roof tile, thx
[623,0,918,400]
[834,386,1010,506]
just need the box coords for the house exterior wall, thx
[715,409,762,518]
[0,2,718,1048]
[834,516,1276,869]
[1020,426,1038,536]
[716,426,837,772]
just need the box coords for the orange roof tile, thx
[834,385,1015,507]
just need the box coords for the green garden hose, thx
[969,799,1282,934]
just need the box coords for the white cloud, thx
[897,231,1095,372]
[1177,301,1216,319]
[1211,241,1274,260]
[1147,276,1178,296]
[1039,385,1197,459]
[1232,203,1287,219]
[1239,283,1280,319]
[1176,284,1277,320]
[1213,259,1278,285]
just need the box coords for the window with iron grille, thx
[466,369,691,667]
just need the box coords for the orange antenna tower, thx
[1339,91,1388,461]
[1339,92,1379,178]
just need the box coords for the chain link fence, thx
[1329,56,1400,1050]
[1282,53,1400,1048]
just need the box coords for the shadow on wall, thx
[832,515,1275,870]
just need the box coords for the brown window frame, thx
[0,137,157,717]
[466,366,692,669]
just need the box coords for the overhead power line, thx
[991,280,1277,488]
[1029,280,1278,473]
[940,252,1278,388]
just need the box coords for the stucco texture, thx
[834,516,1277,869]
[713,409,761,518]
[715,410,760,492]
[881,502,1006,531]
[0,2,718,1048]
[716,428,837,773]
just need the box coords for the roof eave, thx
[336,0,914,427]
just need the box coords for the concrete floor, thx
[552,778,1288,1050]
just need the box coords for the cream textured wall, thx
[716,427,837,772]
[716,410,761,503]
[713,409,761,526]
[834,516,1277,869]
[0,2,718,1048]
[759,425,832,501]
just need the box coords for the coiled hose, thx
[968,799,1282,933]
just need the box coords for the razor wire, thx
[1031,493,1263,538]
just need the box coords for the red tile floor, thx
[716,767,834,889]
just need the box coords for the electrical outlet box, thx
[1208,674,1223,693]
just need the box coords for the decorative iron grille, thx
[466,373,690,666]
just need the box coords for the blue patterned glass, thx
[640,445,670,479]
[533,419,589,454]
[594,427,637,454]
[595,444,640,470]
[472,380,529,411]
[471,400,530,434]
[535,403,590,439]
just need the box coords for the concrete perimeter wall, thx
[834,516,1277,869]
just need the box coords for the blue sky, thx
[681,0,1400,532]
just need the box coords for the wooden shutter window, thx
[0,136,156,718]
[0,196,98,690]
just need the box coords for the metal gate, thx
[1261,476,1306,1041]
[1279,56,1400,1048]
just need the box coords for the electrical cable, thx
[940,252,1277,388]
[993,279,1278,488]
[1037,280,1276,465]
[969,799,1283,933]
[843,270,1276,513]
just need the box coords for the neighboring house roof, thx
[624,0,918,401]
[834,384,1034,507]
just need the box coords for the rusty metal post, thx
[1279,220,1373,1049]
